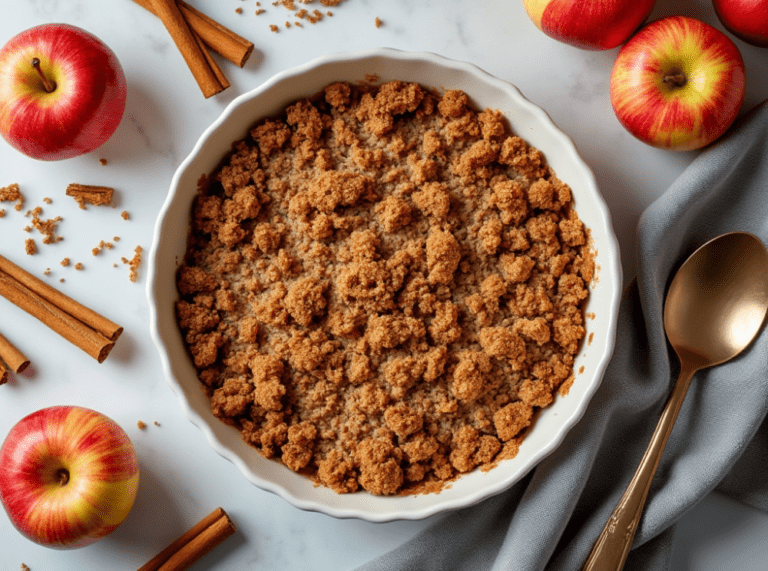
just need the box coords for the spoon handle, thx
[581,361,698,571]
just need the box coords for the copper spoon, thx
[582,231,768,571]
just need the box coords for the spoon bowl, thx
[583,231,768,571]
[664,232,768,368]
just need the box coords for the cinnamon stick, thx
[65,183,114,209]
[0,254,122,341]
[138,507,236,571]
[193,30,230,91]
[132,0,254,67]
[148,0,228,98]
[0,333,30,374]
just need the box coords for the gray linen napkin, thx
[357,100,768,571]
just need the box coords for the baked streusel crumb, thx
[176,81,593,495]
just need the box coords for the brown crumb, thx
[59,278,64,283]
[114,236,121,242]
[154,420,160,426]
[92,240,114,256]
[270,24,279,32]
[100,158,108,166]
[137,420,147,430]
[20,564,30,571]
[375,16,382,28]
[74,262,83,270]
[256,8,265,14]
[0,183,24,212]
[24,238,36,255]
[25,208,63,245]
[285,21,291,27]
[121,211,130,220]
[61,258,70,267]
[44,268,51,276]
[235,7,243,13]
[43,197,52,204]
[0,209,5,218]
[122,245,143,282]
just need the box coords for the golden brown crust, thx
[176,81,592,495]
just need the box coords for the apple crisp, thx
[176,80,594,495]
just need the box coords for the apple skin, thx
[713,0,768,47]
[610,16,746,151]
[0,23,127,161]
[523,0,657,50]
[0,406,139,549]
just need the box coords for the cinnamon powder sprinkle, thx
[176,81,593,496]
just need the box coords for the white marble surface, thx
[0,0,766,569]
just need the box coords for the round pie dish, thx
[147,48,622,522]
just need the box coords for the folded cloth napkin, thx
[357,100,768,571]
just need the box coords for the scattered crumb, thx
[285,21,291,27]
[375,16,382,28]
[100,158,108,166]
[0,209,5,218]
[74,262,83,270]
[0,183,24,211]
[26,208,63,244]
[113,263,118,268]
[137,420,147,430]
[43,197,52,204]
[44,268,51,276]
[59,278,65,283]
[255,8,265,14]
[114,236,121,242]
[92,240,114,256]
[270,24,279,32]
[25,238,36,255]
[20,564,30,571]
[122,246,143,282]
[154,420,160,426]
[235,7,243,13]
[121,211,130,220]
[61,258,70,267]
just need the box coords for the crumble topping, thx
[176,80,593,495]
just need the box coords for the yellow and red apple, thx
[0,406,139,549]
[523,0,657,50]
[713,0,768,47]
[610,16,746,151]
[0,23,127,161]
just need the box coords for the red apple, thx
[610,16,746,151]
[523,0,657,50]
[0,406,139,549]
[0,24,127,161]
[714,0,768,47]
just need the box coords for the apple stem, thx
[663,72,687,89]
[56,468,70,486]
[31,58,56,93]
